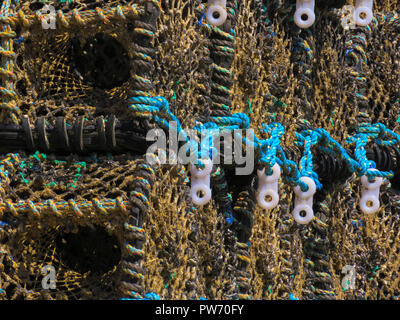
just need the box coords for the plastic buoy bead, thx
[206,0,227,26]
[294,0,315,29]
[292,176,316,225]
[360,169,383,215]
[257,163,281,210]
[355,0,373,26]
[190,158,213,206]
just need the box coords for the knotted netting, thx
[0,0,400,300]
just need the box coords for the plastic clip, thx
[360,169,383,214]
[190,158,213,206]
[257,164,281,210]
[294,0,315,29]
[206,0,227,26]
[355,0,373,26]
[292,176,316,224]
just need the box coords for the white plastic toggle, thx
[257,164,281,210]
[206,0,227,26]
[355,0,373,26]
[294,0,315,29]
[360,169,383,214]
[190,158,213,206]
[292,176,316,225]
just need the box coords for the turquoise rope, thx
[129,95,399,192]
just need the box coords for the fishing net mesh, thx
[12,1,146,125]
[0,154,151,300]
[0,0,400,300]
[1,0,159,300]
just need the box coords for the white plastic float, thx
[292,176,316,224]
[360,169,383,214]
[354,0,374,26]
[190,158,213,206]
[206,0,227,26]
[257,163,281,210]
[295,0,373,29]
[294,0,315,29]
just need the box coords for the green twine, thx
[45,182,57,187]
[19,172,29,184]
[247,99,253,114]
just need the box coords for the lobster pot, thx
[10,0,159,124]
[1,0,400,302]
[0,0,160,300]
[0,152,158,299]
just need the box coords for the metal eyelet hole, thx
[212,11,220,19]
[299,210,307,218]
[359,11,367,20]
[196,190,205,199]
[301,13,309,21]
[265,194,272,202]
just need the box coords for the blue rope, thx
[296,130,323,190]
[129,94,398,191]
[347,124,395,180]
[121,292,161,300]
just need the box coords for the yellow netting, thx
[1,0,400,300]
[12,4,147,124]
[0,154,150,300]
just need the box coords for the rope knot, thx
[232,113,250,129]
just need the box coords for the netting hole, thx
[16,54,24,69]
[29,2,44,11]
[4,283,17,299]
[16,79,28,96]
[55,225,121,275]
[62,193,76,201]
[71,33,130,90]
[16,187,33,200]
[20,103,30,114]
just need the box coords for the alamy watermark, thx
[41,265,56,289]
[341,5,357,30]
[0,263,56,291]
[0,260,357,294]
[41,4,56,30]
[145,121,255,175]
[341,265,356,291]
